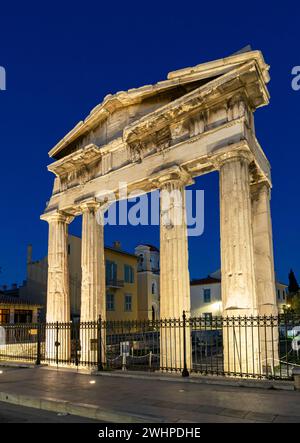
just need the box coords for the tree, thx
[288,269,299,295]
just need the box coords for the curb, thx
[92,370,295,391]
[0,391,163,423]
[0,362,37,369]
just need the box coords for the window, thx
[106,293,115,311]
[68,244,71,255]
[203,288,211,303]
[152,281,157,294]
[124,294,132,312]
[152,306,155,321]
[106,260,117,284]
[124,265,134,283]
[14,310,32,323]
[203,313,212,322]
[277,289,281,300]
[137,254,144,271]
[283,290,286,300]
[0,309,9,324]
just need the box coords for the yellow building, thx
[105,243,138,321]
[0,292,41,324]
[20,236,138,321]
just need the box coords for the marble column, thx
[251,182,277,315]
[41,210,73,362]
[80,199,106,365]
[218,150,260,375]
[251,181,279,374]
[155,168,192,371]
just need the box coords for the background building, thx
[20,241,288,322]
[135,244,160,320]
[0,291,41,324]
[276,281,289,313]
[190,269,288,318]
[20,236,138,321]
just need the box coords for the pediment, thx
[49,50,269,160]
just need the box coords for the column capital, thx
[40,209,74,224]
[213,148,253,170]
[78,197,101,213]
[250,180,271,198]
[149,165,194,189]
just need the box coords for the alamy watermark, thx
[291,66,300,91]
[0,66,6,90]
[94,183,205,237]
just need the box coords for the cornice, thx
[48,144,102,176]
[123,60,269,144]
[49,51,270,159]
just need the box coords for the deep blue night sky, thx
[0,2,299,286]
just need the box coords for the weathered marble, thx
[41,50,276,375]
[40,210,73,360]
[79,199,105,364]
[152,167,192,370]
[251,182,279,373]
[218,150,260,375]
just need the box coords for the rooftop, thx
[137,244,159,252]
[191,277,221,286]
[0,293,42,307]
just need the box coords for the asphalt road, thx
[0,401,101,423]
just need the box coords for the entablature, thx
[47,58,269,198]
[48,50,269,160]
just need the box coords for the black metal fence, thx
[0,313,300,380]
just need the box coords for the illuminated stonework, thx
[41,50,278,373]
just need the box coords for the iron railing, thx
[0,313,299,380]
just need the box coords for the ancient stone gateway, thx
[41,50,278,374]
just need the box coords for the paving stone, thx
[0,367,299,423]
[245,411,276,422]
[219,407,248,419]
[273,415,300,423]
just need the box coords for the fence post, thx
[182,310,190,377]
[97,315,103,371]
[74,321,79,367]
[35,320,41,366]
[55,321,59,366]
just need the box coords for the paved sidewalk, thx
[0,367,300,423]
[0,400,100,423]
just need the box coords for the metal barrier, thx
[0,313,299,379]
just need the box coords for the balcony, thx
[106,279,124,289]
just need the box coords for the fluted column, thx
[80,199,105,365]
[41,210,73,362]
[251,182,277,316]
[251,181,278,374]
[219,151,257,315]
[218,150,260,375]
[153,167,192,371]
